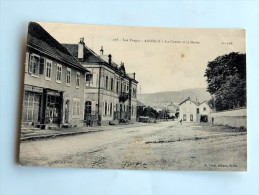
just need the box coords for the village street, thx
[19,121,247,171]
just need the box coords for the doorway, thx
[65,100,69,123]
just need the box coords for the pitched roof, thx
[62,44,105,64]
[27,22,88,72]
[137,100,146,107]
[63,43,138,84]
[179,97,199,106]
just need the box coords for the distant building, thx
[167,103,179,117]
[63,41,138,125]
[137,100,146,119]
[22,22,89,128]
[179,97,212,122]
[198,101,212,122]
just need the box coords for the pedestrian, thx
[180,119,182,125]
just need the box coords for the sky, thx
[38,22,246,94]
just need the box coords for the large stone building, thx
[22,22,89,128]
[63,39,138,125]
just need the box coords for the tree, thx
[140,106,159,119]
[175,108,179,118]
[204,52,246,111]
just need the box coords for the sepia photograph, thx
[19,22,246,171]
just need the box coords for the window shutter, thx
[25,52,29,73]
[91,101,96,115]
[40,57,45,74]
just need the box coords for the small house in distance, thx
[179,97,212,123]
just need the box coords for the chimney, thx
[100,46,104,55]
[133,73,136,80]
[108,54,112,65]
[78,37,85,60]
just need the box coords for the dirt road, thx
[19,121,247,171]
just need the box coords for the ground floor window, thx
[23,92,41,122]
[110,103,113,115]
[105,102,107,115]
[183,114,186,121]
[72,99,80,117]
[190,114,193,121]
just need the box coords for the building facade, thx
[179,97,212,123]
[63,39,138,126]
[22,22,89,128]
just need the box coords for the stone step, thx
[62,123,72,128]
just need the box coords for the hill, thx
[138,88,211,108]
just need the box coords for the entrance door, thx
[46,95,60,124]
[84,101,92,119]
[65,100,69,123]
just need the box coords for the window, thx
[76,72,80,87]
[110,103,113,115]
[105,76,108,89]
[203,107,207,111]
[110,78,114,91]
[86,72,93,86]
[56,64,62,83]
[22,92,41,122]
[72,99,80,117]
[39,57,45,74]
[183,114,186,121]
[197,108,199,114]
[29,54,40,75]
[105,102,107,115]
[116,80,119,93]
[66,68,71,85]
[133,88,136,97]
[190,114,193,121]
[45,60,52,80]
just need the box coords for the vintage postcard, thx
[19,22,246,171]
